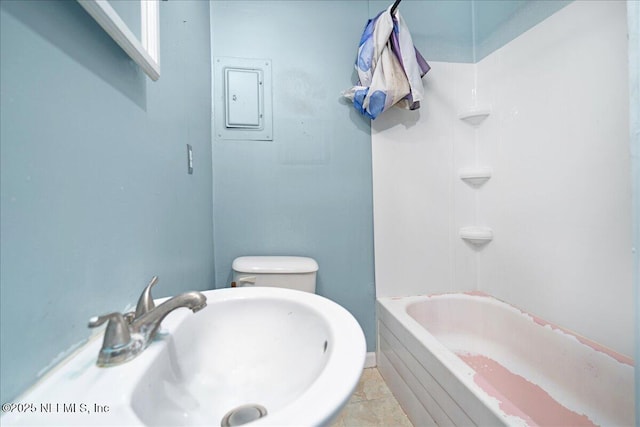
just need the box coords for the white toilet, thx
[231,256,319,293]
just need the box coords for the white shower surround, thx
[372,0,633,357]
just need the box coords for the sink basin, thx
[2,287,366,426]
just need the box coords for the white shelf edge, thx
[459,167,492,186]
[458,107,491,126]
[459,226,493,245]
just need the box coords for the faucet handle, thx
[135,276,158,318]
[88,312,131,349]
[123,311,136,324]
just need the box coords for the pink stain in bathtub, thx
[462,290,490,297]
[460,292,633,366]
[526,314,634,366]
[458,353,597,427]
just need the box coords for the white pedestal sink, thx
[2,287,366,426]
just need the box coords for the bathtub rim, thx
[382,291,633,365]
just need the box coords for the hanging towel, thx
[343,6,430,119]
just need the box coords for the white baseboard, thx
[364,352,376,368]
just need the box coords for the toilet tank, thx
[232,256,319,293]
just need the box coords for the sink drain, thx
[220,404,268,426]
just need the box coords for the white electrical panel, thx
[214,57,273,141]
[225,68,261,128]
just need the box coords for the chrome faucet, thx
[88,277,207,367]
[130,290,206,341]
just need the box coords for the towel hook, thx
[390,0,402,16]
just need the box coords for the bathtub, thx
[376,292,634,426]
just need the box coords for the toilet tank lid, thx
[232,256,319,273]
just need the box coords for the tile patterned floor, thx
[331,368,413,427]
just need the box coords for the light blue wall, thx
[368,0,571,63]
[628,0,640,419]
[472,0,571,61]
[210,1,376,351]
[0,0,214,403]
[369,0,474,63]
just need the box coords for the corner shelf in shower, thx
[459,226,493,246]
[459,167,492,187]
[458,107,491,126]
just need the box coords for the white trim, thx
[140,0,159,64]
[364,351,377,368]
[77,0,160,81]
